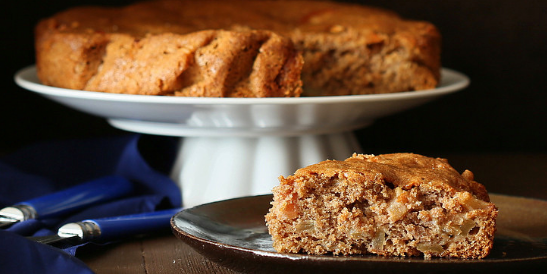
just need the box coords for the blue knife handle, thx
[87,208,182,241]
[20,176,134,219]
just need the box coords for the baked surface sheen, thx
[265,153,498,258]
[35,0,441,97]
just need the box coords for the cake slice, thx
[265,153,498,259]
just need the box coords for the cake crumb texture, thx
[265,153,498,258]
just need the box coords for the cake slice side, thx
[265,153,498,259]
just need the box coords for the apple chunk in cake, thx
[265,153,498,259]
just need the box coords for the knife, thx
[0,176,134,228]
[28,208,182,248]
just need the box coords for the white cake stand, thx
[15,66,469,207]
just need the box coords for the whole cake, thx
[265,153,498,259]
[35,0,441,97]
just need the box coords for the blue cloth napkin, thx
[0,134,181,274]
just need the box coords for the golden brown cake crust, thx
[299,153,490,202]
[35,0,441,97]
[266,153,498,259]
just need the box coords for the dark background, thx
[1,0,545,155]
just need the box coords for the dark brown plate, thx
[171,194,547,273]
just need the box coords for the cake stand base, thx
[170,131,362,207]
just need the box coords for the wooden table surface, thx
[77,153,547,274]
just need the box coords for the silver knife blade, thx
[26,221,97,248]
[0,221,15,229]
[28,234,81,247]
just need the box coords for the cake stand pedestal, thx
[167,132,362,207]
